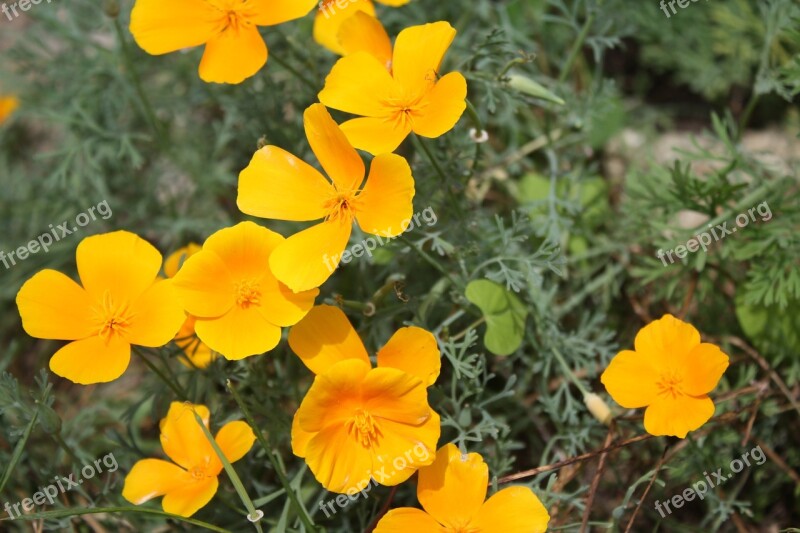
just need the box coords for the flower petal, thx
[269,221,352,292]
[243,0,317,26]
[130,0,224,55]
[122,458,189,505]
[471,486,550,533]
[600,350,660,409]
[194,307,282,360]
[160,402,216,471]
[256,272,318,327]
[175,316,217,369]
[363,367,430,425]
[161,476,219,518]
[304,104,365,192]
[304,423,375,493]
[288,305,370,375]
[16,270,96,340]
[172,248,235,318]
[373,410,440,486]
[412,72,467,138]
[319,52,402,117]
[340,116,412,155]
[643,394,715,438]
[634,314,701,372]
[417,443,487,528]
[49,335,130,385]
[682,343,730,396]
[200,221,282,281]
[291,413,316,458]
[375,508,446,532]
[376,327,440,387]
[238,146,332,221]
[76,231,163,306]
[393,22,456,96]
[164,243,202,278]
[375,0,410,4]
[215,421,256,464]
[356,153,415,237]
[126,279,185,347]
[199,26,267,84]
[338,11,393,69]
[313,0,376,55]
[296,359,372,433]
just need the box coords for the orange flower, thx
[164,244,217,369]
[314,0,407,56]
[601,314,730,438]
[171,222,318,360]
[318,21,467,155]
[123,402,256,517]
[289,305,440,493]
[336,11,392,69]
[375,443,550,532]
[0,96,19,124]
[16,231,185,385]
[129,0,317,84]
[237,103,415,292]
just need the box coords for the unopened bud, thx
[584,392,612,425]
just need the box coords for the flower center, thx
[235,279,261,309]
[346,409,381,448]
[92,291,134,342]
[323,192,360,225]
[656,370,685,398]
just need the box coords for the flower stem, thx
[192,409,264,533]
[227,380,317,532]
[132,347,189,401]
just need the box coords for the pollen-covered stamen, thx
[656,370,685,399]
[323,191,361,225]
[235,280,261,309]
[93,291,134,341]
[346,409,382,448]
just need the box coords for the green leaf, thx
[465,280,528,356]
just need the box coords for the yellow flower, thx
[0,96,19,124]
[171,221,318,360]
[164,244,217,369]
[314,0,407,56]
[237,103,415,292]
[375,443,551,532]
[289,305,440,493]
[601,314,730,438]
[318,21,467,155]
[336,11,392,69]
[16,231,185,385]
[122,402,256,518]
[129,0,317,84]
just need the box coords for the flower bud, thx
[583,392,612,425]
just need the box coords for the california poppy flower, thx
[0,96,19,124]
[289,305,440,493]
[314,0,407,56]
[237,103,415,292]
[335,11,393,69]
[601,314,730,438]
[123,402,256,517]
[171,221,318,360]
[129,0,317,84]
[375,443,550,532]
[318,21,467,155]
[16,231,185,385]
[164,244,216,369]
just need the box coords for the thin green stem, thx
[412,133,448,185]
[558,1,604,84]
[397,234,463,291]
[550,345,590,396]
[227,381,317,532]
[192,410,264,533]
[52,432,81,465]
[0,410,38,493]
[269,53,318,93]
[465,99,484,133]
[133,347,189,401]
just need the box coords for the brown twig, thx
[580,421,616,532]
[624,443,669,533]
[752,438,800,485]
[365,485,398,533]
[677,271,698,319]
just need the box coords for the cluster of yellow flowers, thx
[11,0,731,529]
